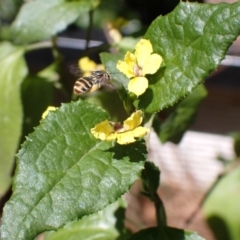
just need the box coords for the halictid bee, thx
[73,70,114,95]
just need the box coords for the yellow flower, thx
[91,110,149,145]
[78,57,104,76]
[90,120,117,141]
[116,39,163,97]
[42,106,57,119]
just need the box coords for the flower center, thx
[133,65,143,77]
[113,123,124,132]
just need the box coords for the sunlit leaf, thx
[44,198,129,240]
[203,167,240,240]
[0,100,146,240]
[136,1,240,112]
[0,42,27,197]
[9,0,97,44]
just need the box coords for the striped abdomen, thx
[73,77,95,95]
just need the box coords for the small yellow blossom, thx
[116,39,163,97]
[42,106,57,119]
[78,57,104,76]
[90,120,117,141]
[91,110,149,145]
[105,22,122,44]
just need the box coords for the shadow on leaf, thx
[115,207,131,240]
[136,66,166,110]
[105,140,147,163]
[207,215,231,240]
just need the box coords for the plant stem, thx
[84,43,110,54]
[83,9,94,55]
[154,193,167,227]
[25,41,52,52]
[152,193,167,240]
[51,36,60,59]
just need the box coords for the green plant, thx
[1,1,240,239]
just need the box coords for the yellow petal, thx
[123,110,143,131]
[42,106,57,119]
[116,131,136,145]
[132,126,149,138]
[106,132,117,141]
[78,57,97,72]
[128,77,148,97]
[142,53,163,75]
[116,52,136,78]
[124,51,136,67]
[116,61,133,78]
[91,120,115,141]
[135,39,153,68]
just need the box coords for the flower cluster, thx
[91,110,149,145]
[91,39,162,145]
[43,41,161,145]
[116,39,163,97]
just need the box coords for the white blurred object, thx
[221,55,240,67]
[148,130,234,190]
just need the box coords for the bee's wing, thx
[104,81,116,89]
[69,64,83,77]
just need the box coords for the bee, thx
[73,70,113,95]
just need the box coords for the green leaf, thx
[44,198,130,240]
[0,0,22,21]
[230,132,240,158]
[116,37,141,52]
[21,61,60,141]
[0,42,27,197]
[81,90,128,122]
[203,167,240,240]
[100,52,129,89]
[100,53,136,114]
[9,0,97,44]
[136,1,240,113]
[140,162,166,225]
[0,100,146,240]
[154,85,207,144]
[141,161,160,197]
[21,74,55,141]
[127,227,205,240]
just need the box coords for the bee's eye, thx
[92,71,101,76]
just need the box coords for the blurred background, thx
[0,0,240,239]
